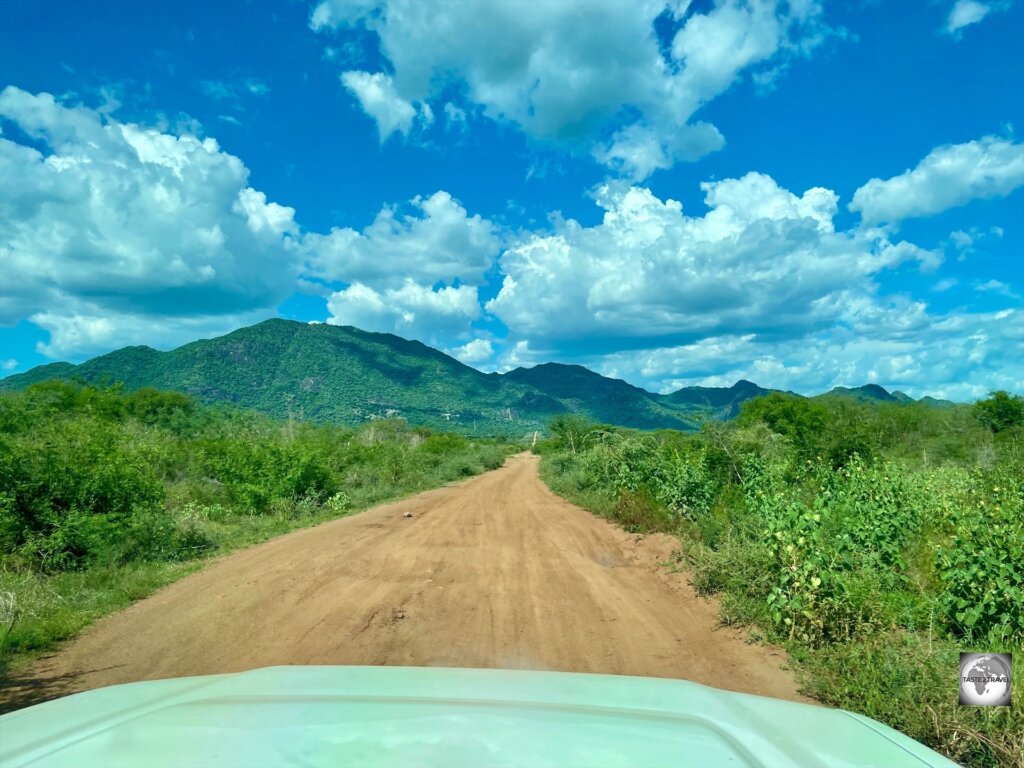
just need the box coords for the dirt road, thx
[4,453,804,710]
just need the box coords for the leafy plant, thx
[936,473,1024,641]
[538,410,1024,767]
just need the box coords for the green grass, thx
[794,634,1023,768]
[0,562,199,663]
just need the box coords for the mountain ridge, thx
[0,319,954,434]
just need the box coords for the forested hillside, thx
[1,319,957,435]
[0,320,701,434]
[503,362,700,429]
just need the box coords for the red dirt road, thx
[3,453,804,710]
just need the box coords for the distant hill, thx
[652,379,776,418]
[812,384,957,409]
[503,363,697,430]
[918,395,956,409]
[1,361,79,388]
[0,320,697,434]
[0,319,957,435]
[817,384,900,403]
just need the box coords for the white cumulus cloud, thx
[308,190,499,342]
[30,309,277,359]
[850,136,1024,225]
[0,88,508,359]
[326,281,481,341]
[450,338,494,365]
[302,190,501,289]
[944,0,1011,35]
[482,167,1018,400]
[341,70,431,142]
[0,86,300,357]
[312,0,841,178]
[486,174,940,347]
[946,1,991,33]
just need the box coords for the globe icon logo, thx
[959,653,1012,707]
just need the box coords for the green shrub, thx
[125,388,195,429]
[538,415,1023,766]
[548,414,599,455]
[653,448,714,521]
[763,500,832,642]
[736,392,829,456]
[421,433,470,455]
[936,472,1024,642]
[1,384,519,682]
[814,456,921,579]
[610,437,663,494]
[974,391,1024,433]
[0,418,169,570]
[325,491,350,513]
[612,490,669,533]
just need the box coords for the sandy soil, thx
[2,453,806,711]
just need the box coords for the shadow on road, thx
[0,660,125,714]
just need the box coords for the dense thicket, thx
[0,382,515,666]
[540,391,1023,768]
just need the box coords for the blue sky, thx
[1,0,1022,399]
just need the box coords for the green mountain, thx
[0,320,696,434]
[0,361,78,388]
[503,363,700,430]
[813,384,956,408]
[918,395,956,409]
[817,384,900,403]
[0,319,955,434]
[652,379,775,418]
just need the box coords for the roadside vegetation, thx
[0,381,517,678]
[538,392,1024,768]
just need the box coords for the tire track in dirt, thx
[2,453,806,710]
